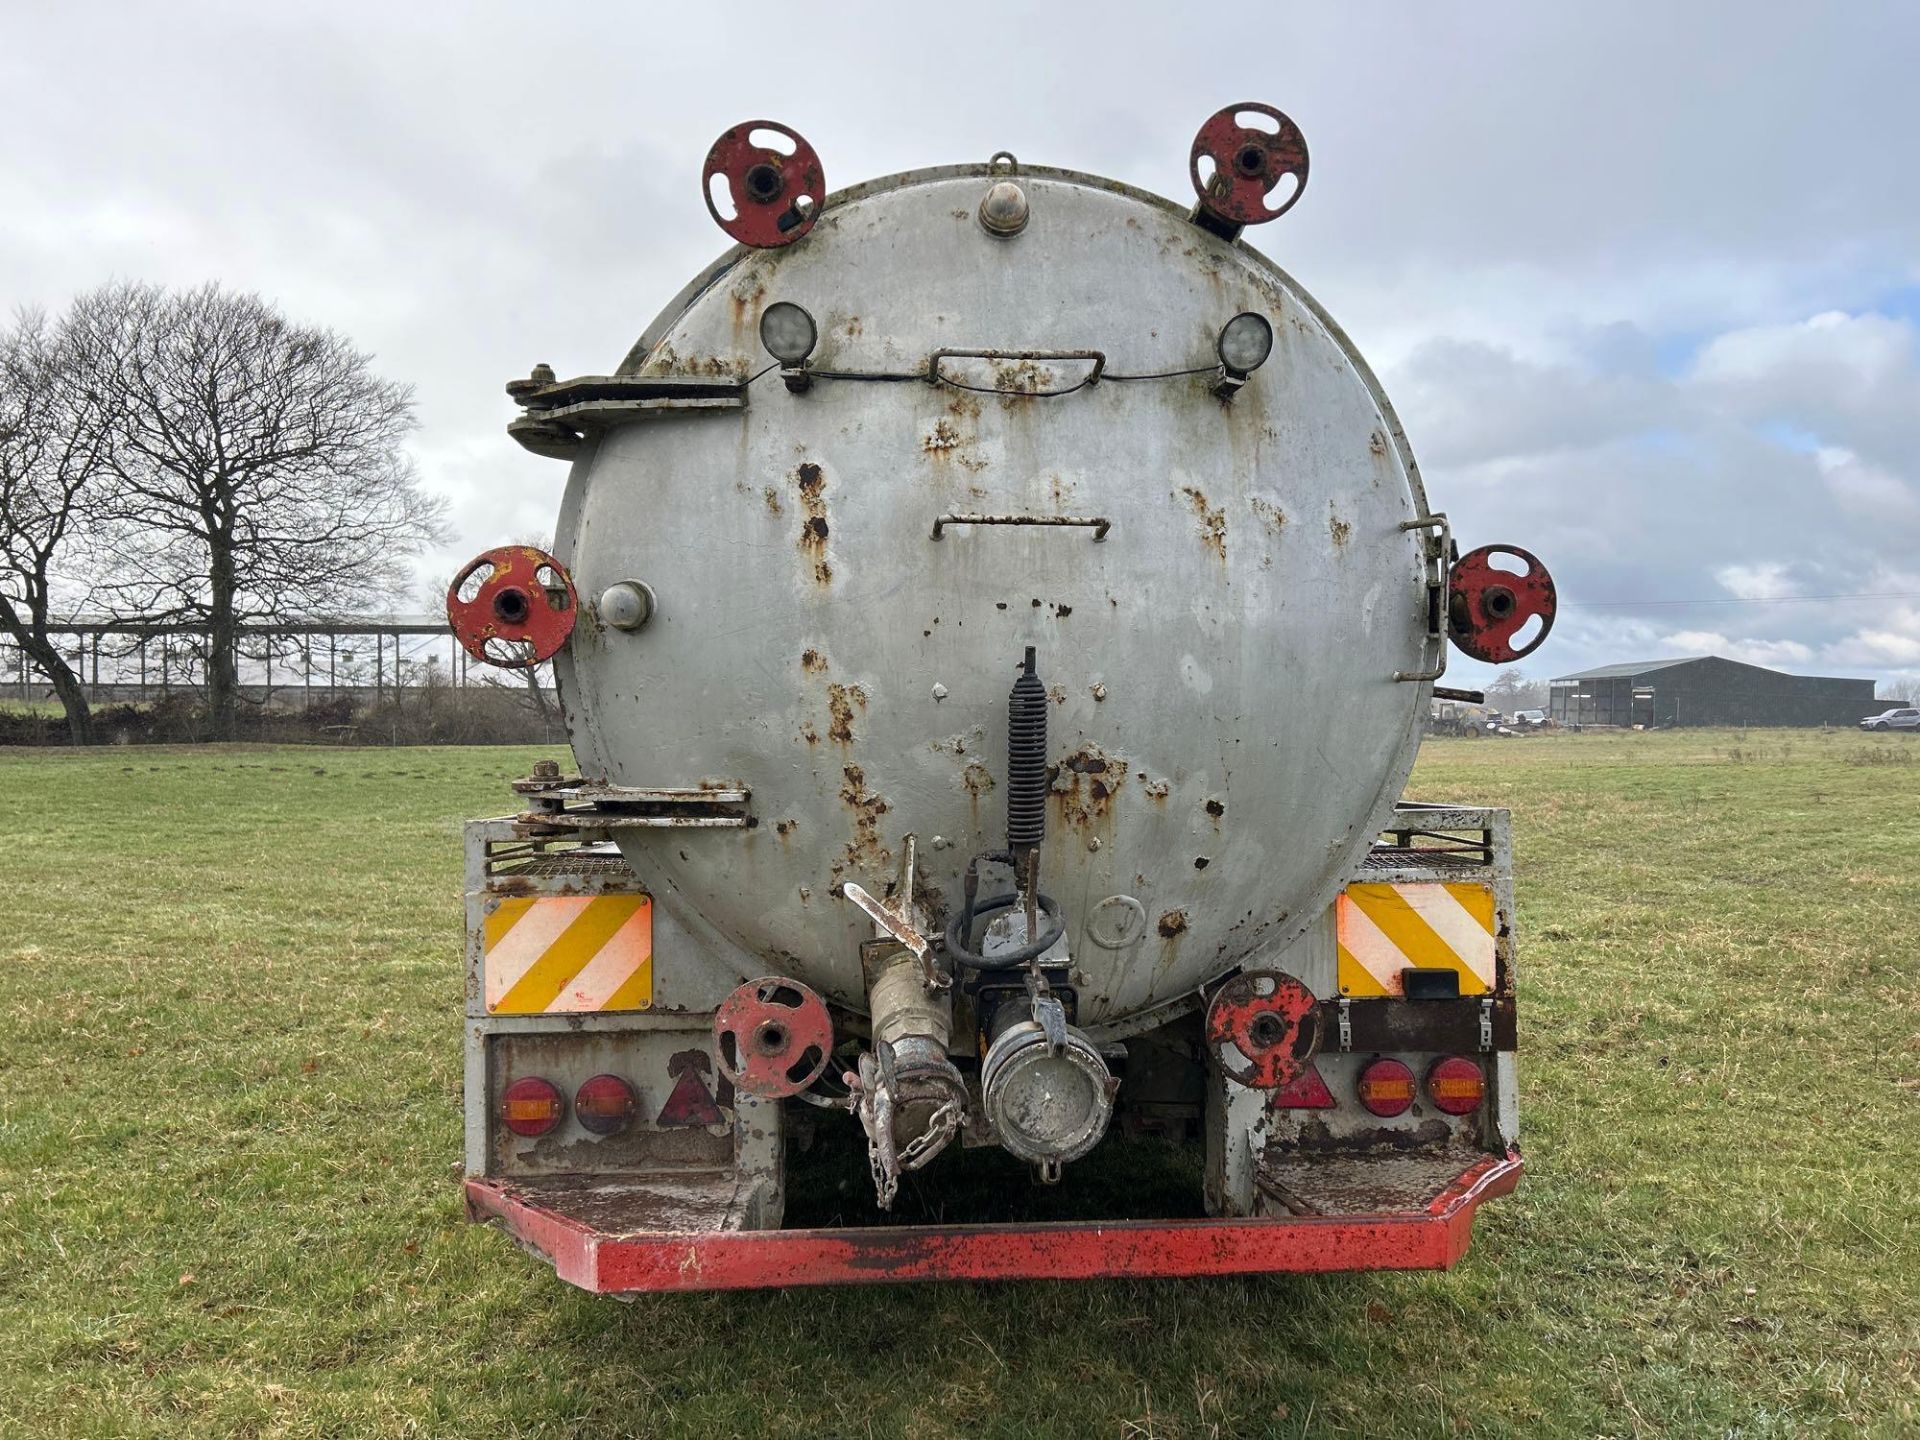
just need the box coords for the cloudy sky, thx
[6,2,1918,693]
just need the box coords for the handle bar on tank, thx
[926,348,1106,387]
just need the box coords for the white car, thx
[1860,707,1920,732]
[1512,709,1547,726]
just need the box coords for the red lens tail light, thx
[500,1076,565,1137]
[1426,1056,1486,1116]
[574,1074,638,1135]
[1356,1058,1416,1117]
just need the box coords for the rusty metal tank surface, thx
[551,163,1434,1031]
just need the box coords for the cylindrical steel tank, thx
[552,160,1437,1034]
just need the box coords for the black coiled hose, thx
[1006,646,1048,849]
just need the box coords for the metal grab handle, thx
[931,513,1111,542]
[926,348,1107,389]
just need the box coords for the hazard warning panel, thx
[1336,882,1495,998]
[482,894,653,1014]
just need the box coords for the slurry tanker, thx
[447,106,1557,1291]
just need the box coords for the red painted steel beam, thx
[465,1153,1521,1294]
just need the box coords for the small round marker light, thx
[1217,311,1274,377]
[1426,1056,1486,1116]
[500,1076,565,1138]
[574,1074,639,1135]
[759,301,818,365]
[1356,1057,1416,1118]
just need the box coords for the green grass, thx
[0,731,1916,1438]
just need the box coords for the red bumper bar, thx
[465,1151,1521,1293]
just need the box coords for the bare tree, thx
[1485,668,1546,713]
[70,282,446,738]
[0,309,113,743]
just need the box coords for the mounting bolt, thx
[505,362,556,403]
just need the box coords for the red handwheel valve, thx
[1190,102,1310,233]
[1448,544,1558,664]
[446,546,578,668]
[702,120,826,248]
[1206,970,1321,1090]
[714,978,835,1099]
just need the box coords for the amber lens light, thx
[1356,1058,1416,1117]
[1426,1056,1486,1116]
[574,1074,638,1135]
[500,1076,565,1137]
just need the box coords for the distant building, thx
[1547,656,1876,728]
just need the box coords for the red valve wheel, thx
[1448,544,1558,663]
[1205,970,1321,1089]
[1190,102,1310,227]
[702,120,826,249]
[446,546,577,668]
[714,977,835,1099]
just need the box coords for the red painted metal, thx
[1447,544,1557,663]
[713,977,835,1099]
[1205,970,1320,1089]
[465,1152,1521,1293]
[1190,103,1310,227]
[702,120,826,248]
[446,545,577,668]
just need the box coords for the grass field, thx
[1,731,1916,1438]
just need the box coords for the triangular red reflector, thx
[1271,1061,1336,1109]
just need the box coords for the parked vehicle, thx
[444,107,1559,1294]
[1860,707,1920,732]
[1513,708,1547,726]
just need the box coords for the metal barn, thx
[1548,656,1876,728]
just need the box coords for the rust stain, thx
[962,762,995,796]
[1180,486,1227,561]
[922,395,989,472]
[992,359,1056,396]
[1137,773,1171,801]
[800,724,820,747]
[801,648,828,674]
[826,683,867,745]
[795,463,832,584]
[775,819,797,839]
[1205,798,1226,820]
[1051,743,1129,831]
[1157,909,1190,939]
[1329,511,1352,547]
[1250,497,1286,537]
[764,487,783,516]
[839,764,892,872]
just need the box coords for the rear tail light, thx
[1426,1056,1486,1115]
[574,1074,638,1135]
[1356,1058,1415,1117]
[500,1076,565,1137]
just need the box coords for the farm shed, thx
[1547,656,1875,728]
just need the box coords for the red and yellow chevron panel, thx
[1336,882,1495,998]
[482,894,653,1014]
